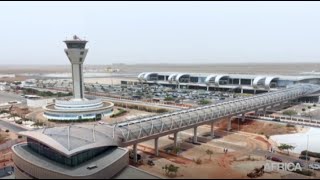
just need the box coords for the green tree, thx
[282,110,297,118]
[206,149,213,160]
[278,143,295,155]
[164,96,175,101]
[199,99,212,105]
[162,164,179,177]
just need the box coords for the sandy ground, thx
[134,127,271,179]
[84,77,136,85]
[0,63,319,75]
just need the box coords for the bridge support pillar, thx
[254,109,259,115]
[241,113,245,122]
[173,132,178,148]
[193,127,198,143]
[263,107,266,115]
[207,86,209,91]
[210,122,215,138]
[241,88,243,94]
[154,137,159,156]
[227,118,232,131]
[133,144,138,163]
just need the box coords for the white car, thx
[308,163,320,170]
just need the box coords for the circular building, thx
[44,35,113,121]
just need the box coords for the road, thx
[0,120,27,133]
[101,97,184,111]
[0,91,25,104]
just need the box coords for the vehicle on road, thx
[272,118,280,122]
[299,156,310,161]
[308,163,320,170]
[271,157,283,162]
[293,161,304,167]
[266,156,282,162]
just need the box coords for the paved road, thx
[101,97,183,111]
[0,91,25,104]
[0,120,27,133]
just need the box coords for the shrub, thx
[110,109,127,118]
[156,108,168,113]
[164,96,175,101]
[5,130,9,133]
[199,99,212,105]
[15,120,22,125]
[286,124,295,128]
[313,104,317,107]
[194,158,202,165]
[18,135,22,139]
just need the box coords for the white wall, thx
[27,98,54,108]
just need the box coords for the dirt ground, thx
[216,117,298,137]
[131,117,316,179]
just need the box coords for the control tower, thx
[43,36,114,122]
[64,35,88,100]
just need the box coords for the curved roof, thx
[137,73,146,81]
[19,124,119,157]
[205,74,217,85]
[252,76,266,88]
[214,75,229,86]
[175,73,190,82]
[143,72,158,81]
[264,76,279,89]
[168,73,178,82]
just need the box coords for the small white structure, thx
[0,74,15,78]
[27,98,54,108]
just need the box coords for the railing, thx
[114,84,320,145]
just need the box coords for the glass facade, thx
[27,137,110,167]
[66,42,86,49]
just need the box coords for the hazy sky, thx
[1,1,320,65]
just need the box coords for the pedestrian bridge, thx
[112,84,320,147]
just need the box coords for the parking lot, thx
[29,79,253,106]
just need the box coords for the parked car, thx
[309,163,320,170]
[271,157,283,162]
[315,159,320,163]
[293,161,304,167]
[299,156,310,161]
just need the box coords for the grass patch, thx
[110,108,128,118]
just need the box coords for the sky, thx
[1,1,320,65]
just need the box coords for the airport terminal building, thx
[12,125,160,179]
[137,72,320,94]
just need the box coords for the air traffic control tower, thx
[43,36,114,121]
[64,35,88,100]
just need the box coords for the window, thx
[80,51,84,55]
[79,58,83,62]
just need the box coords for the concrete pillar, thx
[254,89,256,94]
[193,127,198,143]
[227,118,232,131]
[207,86,209,91]
[173,132,178,148]
[210,122,215,138]
[241,88,243,94]
[133,144,138,163]
[154,137,159,156]
[241,113,245,122]
[263,107,267,115]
